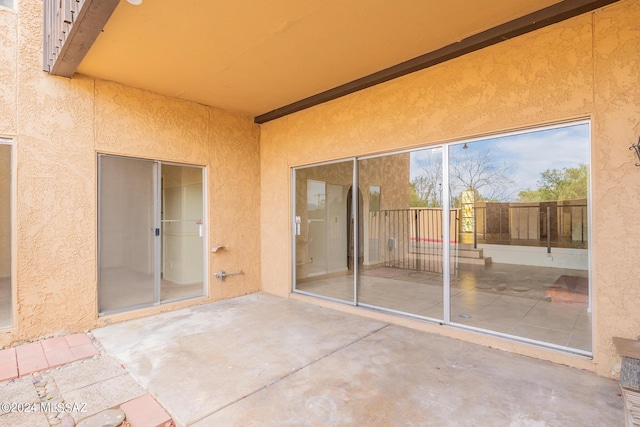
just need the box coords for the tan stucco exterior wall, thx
[2,0,639,379]
[261,0,640,377]
[0,1,261,347]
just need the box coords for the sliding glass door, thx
[292,121,591,354]
[160,164,205,303]
[357,148,445,319]
[293,161,354,303]
[99,156,156,312]
[98,155,205,314]
[0,142,11,328]
[448,124,591,351]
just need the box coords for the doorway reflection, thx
[294,162,354,302]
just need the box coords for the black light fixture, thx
[630,136,640,166]
[463,143,468,149]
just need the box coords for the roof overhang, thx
[42,0,622,123]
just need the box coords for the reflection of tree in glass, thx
[517,164,588,202]
[448,146,515,203]
[369,186,381,211]
[410,154,442,207]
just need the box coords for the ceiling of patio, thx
[77,0,563,118]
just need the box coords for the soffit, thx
[77,0,563,117]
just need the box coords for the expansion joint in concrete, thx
[189,323,391,425]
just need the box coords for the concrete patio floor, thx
[92,293,623,426]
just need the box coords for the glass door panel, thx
[0,144,11,328]
[161,164,204,302]
[448,123,591,352]
[294,161,354,303]
[357,149,444,319]
[99,155,157,313]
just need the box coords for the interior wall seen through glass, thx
[0,144,11,328]
[99,156,205,314]
[161,164,205,302]
[99,156,157,312]
[294,161,354,302]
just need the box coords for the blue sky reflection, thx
[411,123,589,201]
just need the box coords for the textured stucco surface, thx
[0,7,16,136]
[261,1,640,377]
[0,0,260,347]
[2,0,639,381]
[592,0,640,375]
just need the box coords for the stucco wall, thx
[260,0,640,377]
[0,7,16,136]
[592,0,640,375]
[2,0,639,379]
[0,0,260,347]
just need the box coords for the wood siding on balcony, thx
[43,0,119,77]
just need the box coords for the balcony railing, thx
[369,199,587,273]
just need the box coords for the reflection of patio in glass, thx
[296,262,590,352]
[0,277,10,328]
[294,122,591,354]
[98,267,204,313]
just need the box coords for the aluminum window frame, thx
[290,119,593,356]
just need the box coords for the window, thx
[292,121,591,354]
[98,155,206,314]
[0,138,11,328]
[0,0,15,10]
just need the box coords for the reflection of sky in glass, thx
[410,123,589,195]
[307,180,325,210]
[410,147,442,180]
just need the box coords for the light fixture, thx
[127,0,142,5]
[463,143,468,149]
[630,136,640,166]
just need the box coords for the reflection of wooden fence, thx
[474,199,588,249]
[369,199,588,273]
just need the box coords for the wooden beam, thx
[254,0,621,124]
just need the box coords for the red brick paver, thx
[121,394,173,427]
[0,348,18,381]
[1,333,100,380]
[67,332,100,359]
[42,336,76,368]
[69,342,100,360]
[64,333,92,347]
[16,342,49,376]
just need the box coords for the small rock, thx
[60,415,76,427]
[76,409,125,427]
[496,284,507,291]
